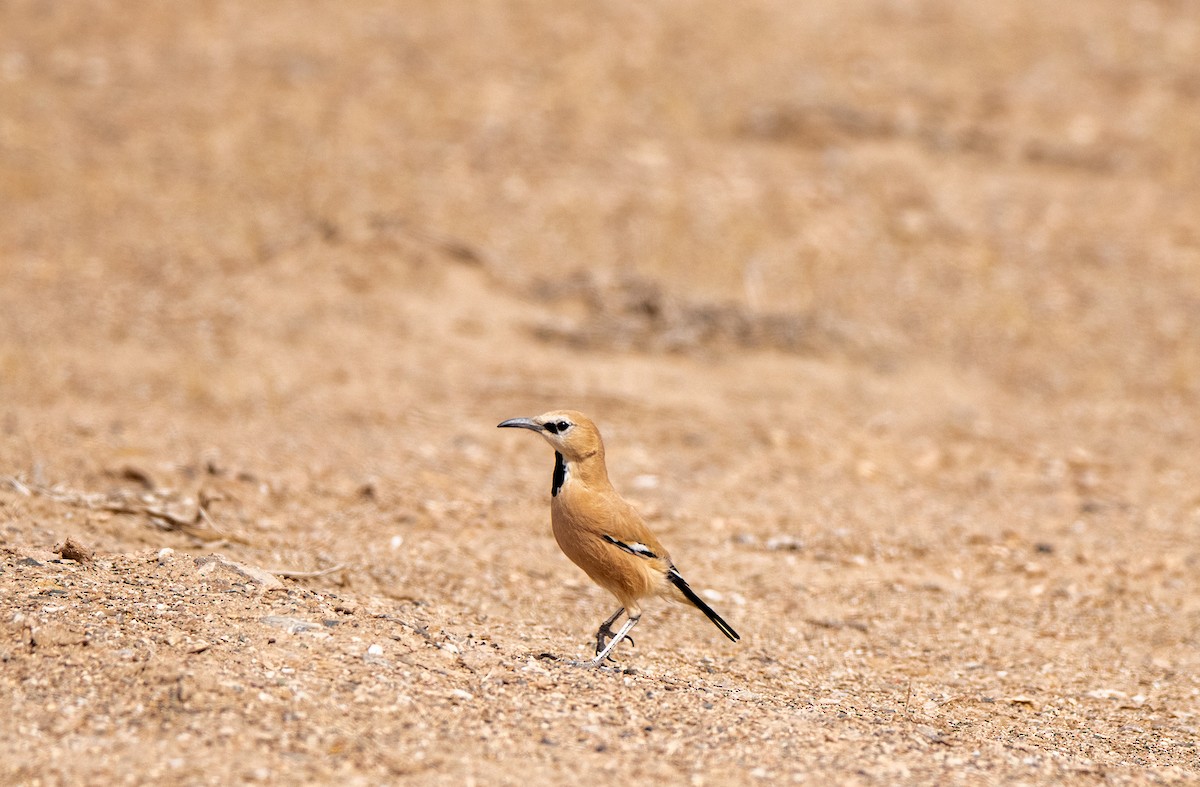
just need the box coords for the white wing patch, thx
[601,534,659,559]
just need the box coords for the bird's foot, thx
[594,621,615,654]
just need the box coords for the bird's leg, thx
[594,607,627,655]
[591,614,640,665]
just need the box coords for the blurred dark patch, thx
[740,103,895,147]
[528,270,864,356]
[739,102,1004,159]
[738,101,1153,175]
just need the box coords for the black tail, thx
[668,569,740,642]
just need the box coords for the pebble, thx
[195,555,283,589]
[521,658,549,675]
[260,616,323,635]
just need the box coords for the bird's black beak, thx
[497,417,543,432]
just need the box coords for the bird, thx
[498,409,739,665]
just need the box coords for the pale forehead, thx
[537,409,586,423]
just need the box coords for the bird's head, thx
[497,409,603,463]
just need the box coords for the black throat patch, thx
[551,451,566,497]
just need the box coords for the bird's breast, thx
[549,486,667,605]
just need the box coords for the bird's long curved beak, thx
[497,417,543,432]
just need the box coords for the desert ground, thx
[2,1,1199,784]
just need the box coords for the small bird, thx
[498,410,739,665]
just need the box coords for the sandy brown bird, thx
[498,410,740,664]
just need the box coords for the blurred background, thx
[4,1,1198,404]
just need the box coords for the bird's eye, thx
[544,420,571,435]
[556,421,570,431]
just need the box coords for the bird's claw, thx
[595,624,614,655]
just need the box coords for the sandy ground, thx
[2,1,1200,784]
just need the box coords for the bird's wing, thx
[595,494,671,562]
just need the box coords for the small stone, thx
[55,538,95,563]
[30,623,85,647]
[260,616,322,634]
[521,658,549,675]
[765,535,804,552]
[19,547,60,564]
[916,724,945,743]
[195,555,283,589]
